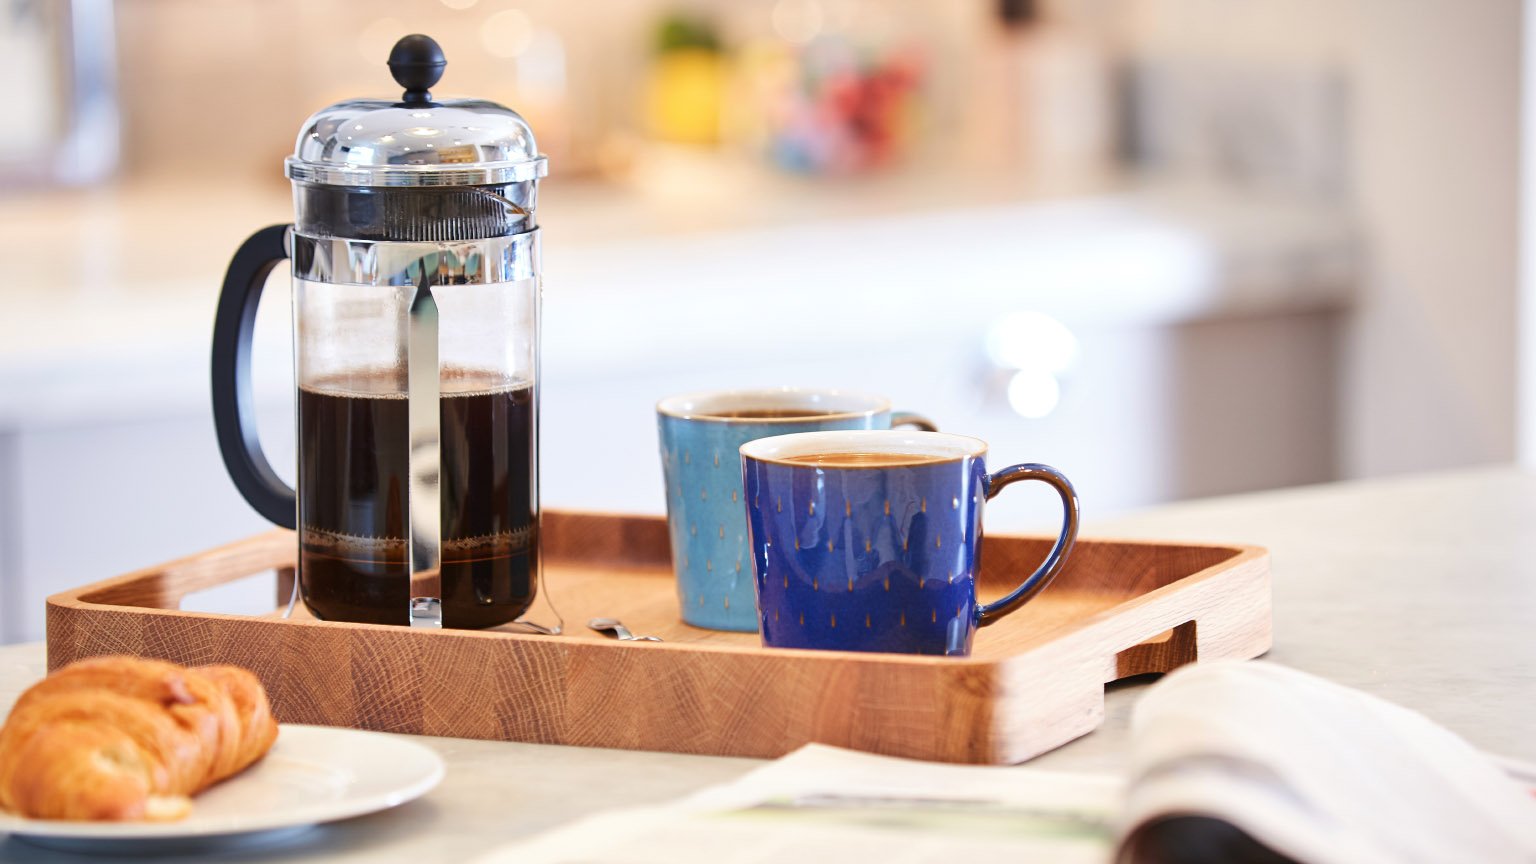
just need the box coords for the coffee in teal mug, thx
[657,388,935,631]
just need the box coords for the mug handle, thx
[975,463,1079,627]
[891,411,938,431]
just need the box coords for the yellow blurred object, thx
[646,49,726,146]
[722,40,795,152]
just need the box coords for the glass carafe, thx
[210,35,546,629]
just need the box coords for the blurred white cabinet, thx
[0,411,289,643]
[540,311,1341,524]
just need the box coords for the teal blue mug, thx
[657,388,935,631]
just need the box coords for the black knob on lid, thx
[388,34,446,105]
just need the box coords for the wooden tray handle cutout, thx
[1114,619,1198,680]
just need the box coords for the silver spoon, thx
[511,619,561,636]
[588,617,663,642]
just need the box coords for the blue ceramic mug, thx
[740,430,1079,655]
[658,388,935,631]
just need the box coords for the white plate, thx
[0,724,444,850]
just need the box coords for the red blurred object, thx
[769,39,925,174]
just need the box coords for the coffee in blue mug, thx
[740,430,1078,655]
[658,389,934,631]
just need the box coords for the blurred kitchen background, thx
[0,0,1524,642]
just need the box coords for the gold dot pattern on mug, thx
[742,457,986,653]
[662,430,761,628]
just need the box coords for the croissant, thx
[0,656,278,821]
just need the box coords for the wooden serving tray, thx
[46,511,1270,764]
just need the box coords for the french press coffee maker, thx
[212,35,546,630]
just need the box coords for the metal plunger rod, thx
[407,268,443,628]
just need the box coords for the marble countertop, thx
[2,465,1531,862]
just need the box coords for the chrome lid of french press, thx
[284,35,548,189]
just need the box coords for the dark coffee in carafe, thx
[297,372,537,628]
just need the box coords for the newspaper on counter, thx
[475,661,1536,864]
[479,746,1122,864]
[1121,660,1536,863]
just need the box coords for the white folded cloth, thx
[1122,660,1536,864]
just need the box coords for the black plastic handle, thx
[212,224,297,529]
